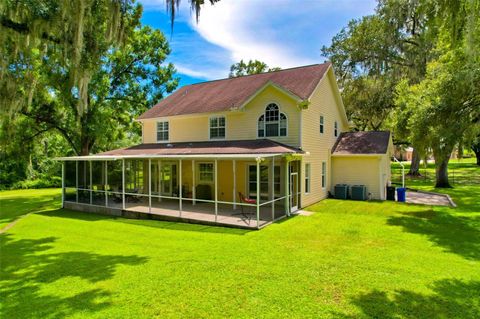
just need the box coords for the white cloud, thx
[191,0,377,69]
[191,1,313,68]
[175,64,223,79]
[140,0,377,81]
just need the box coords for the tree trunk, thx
[408,148,421,176]
[79,112,92,156]
[474,149,480,166]
[80,137,92,156]
[472,142,480,166]
[80,144,89,156]
[435,154,451,188]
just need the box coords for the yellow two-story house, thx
[58,63,392,229]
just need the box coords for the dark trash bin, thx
[397,187,406,202]
[386,186,396,201]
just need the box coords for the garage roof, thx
[332,131,391,155]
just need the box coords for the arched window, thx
[258,103,287,137]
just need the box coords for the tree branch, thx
[110,57,141,87]
[20,109,80,155]
[24,127,55,141]
[0,17,61,44]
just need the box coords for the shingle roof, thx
[332,131,391,155]
[98,139,303,156]
[138,63,331,119]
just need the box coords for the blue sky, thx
[140,0,377,86]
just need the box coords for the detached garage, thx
[331,131,393,200]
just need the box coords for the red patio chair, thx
[236,192,257,221]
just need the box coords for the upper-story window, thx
[258,103,287,137]
[334,121,338,137]
[210,116,226,139]
[157,121,169,142]
[320,115,324,134]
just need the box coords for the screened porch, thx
[61,155,301,229]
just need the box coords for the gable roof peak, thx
[187,62,330,87]
[138,63,331,119]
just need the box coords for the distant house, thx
[394,146,414,162]
[58,63,392,229]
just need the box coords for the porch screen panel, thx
[125,159,146,194]
[124,159,149,210]
[89,161,105,206]
[107,160,122,192]
[248,165,269,200]
[65,161,76,187]
[274,166,281,197]
[77,161,90,204]
[64,161,77,202]
[91,161,105,190]
[107,160,123,207]
[78,161,90,189]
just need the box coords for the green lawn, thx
[391,157,480,189]
[0,188,61,229]
[1,161,479,318]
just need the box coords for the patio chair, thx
[234,192,257,221]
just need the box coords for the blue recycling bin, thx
[397,187,406,202]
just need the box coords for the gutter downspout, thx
[392,157,405,188]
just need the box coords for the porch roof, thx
[56,139,303,161]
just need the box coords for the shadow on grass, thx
[339,279,480,318]
[0,234,148,318]
[440,187,480,212]
[38,209,252,235]
[0,195,61,228]
[387,210,480,260]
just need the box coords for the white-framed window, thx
[334,121,338,137]
[321,161,326,188]
[305,163,311,194]
[258,103,287,137]
[320,115,324,134]
[210,116,226,139]
[157,121,169,142]
[198,163,214,183]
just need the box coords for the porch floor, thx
[107,198,286,229]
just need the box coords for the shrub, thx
[11,176,62,189]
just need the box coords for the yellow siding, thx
[300,69,349,207]
[331,156,385,200]
[140,85,300,147]
[228,86,301,147]
[174,159,286,203]
[176,159,246,203]
[140,67,367,208]
[142,116,210,143]
[142,121,156,143]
